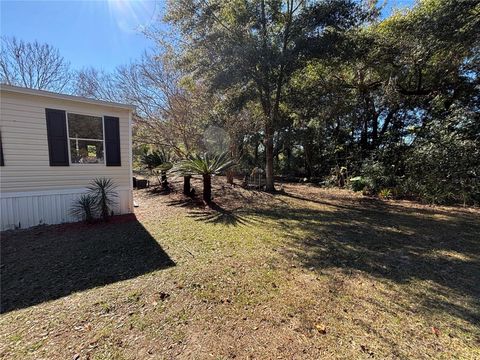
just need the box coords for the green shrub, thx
[70,194,95,223]
[379,188,393,199]
[87,178,118,221]
[402,112,480,205]
[350,176,370,192]
[360,159,397,194]
[140,148,173,187]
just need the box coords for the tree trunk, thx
[264,0,292,190]
[227,143,235,185]
[101,200,109,222]
[304,128,313,178]
[265,122,274,191]
[371,113,378,149]
[161,171,168,189]
[360,118,368,158]
[203,174,212,203]
[285,145,292,175]
[226,170,234,185]
[183,175,191,196]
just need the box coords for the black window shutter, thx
[45,108,69,166]
[104,116,121,166]
[0,131,4,166]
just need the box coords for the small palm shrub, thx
[140,148,173,188]
[379,188,393,199]
[70,194,95,223]
[174,152,235,203]
[87,178,118,221]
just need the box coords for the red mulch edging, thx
[1,213,138,238]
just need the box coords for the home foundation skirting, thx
[0,187,133,231]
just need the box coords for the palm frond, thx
[87,177,118,220]
[140,148,174,177]
[70,194,95,222]
[172,151,235,176]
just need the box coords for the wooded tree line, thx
[1,0,479,205]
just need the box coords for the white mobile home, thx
[0,85,134,231]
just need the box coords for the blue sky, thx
[1,0,415,72]
[1,0,165,71]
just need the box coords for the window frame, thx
[66,112,106,166]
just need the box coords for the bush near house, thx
[71,178,118,222]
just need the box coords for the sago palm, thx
[140,149,173,188]
[174,152,235,203]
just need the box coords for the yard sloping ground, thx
[1,179,479,359]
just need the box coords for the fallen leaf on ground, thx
[315,324,327,334]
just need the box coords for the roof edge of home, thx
[0,84,135,111]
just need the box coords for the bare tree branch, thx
[0,36,71,92]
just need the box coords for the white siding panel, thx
[0,188,132,230]
[1,90,132,193]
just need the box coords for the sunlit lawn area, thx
[1,179,479,359]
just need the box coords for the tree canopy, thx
[164,0,374,190]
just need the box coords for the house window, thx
[67,113,104,164]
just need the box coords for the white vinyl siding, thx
[0,90,131,193]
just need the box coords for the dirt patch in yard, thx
[1,178,479,359]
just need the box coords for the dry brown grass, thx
[1,177,479,359]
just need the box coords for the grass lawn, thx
[1,178,479,359]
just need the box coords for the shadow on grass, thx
[155,184,480,326]
[187,202,253,226]
[262,190,480,326]
[0,215,174,314]
[166,198,252,226]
